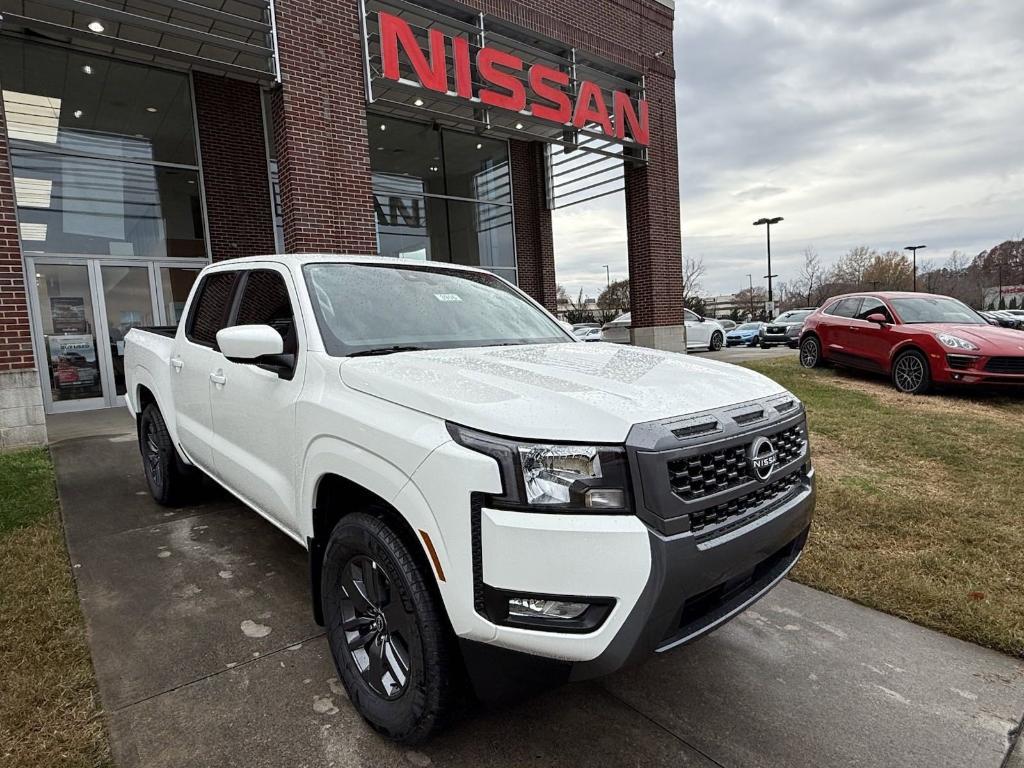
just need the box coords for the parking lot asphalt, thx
[51,407,1024,768]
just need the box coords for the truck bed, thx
[134,325,178,338]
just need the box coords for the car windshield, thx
[737,323,761,331]
[889,297,986,325]
[303,263,571,355]
[772,310,813,323]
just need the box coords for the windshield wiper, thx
[347,345,426,357]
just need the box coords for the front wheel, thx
[760,341,770,349]
[322,512,456,744]
[709,332,724,352]
[891,349,931,395]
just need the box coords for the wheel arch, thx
[888,341,929,374]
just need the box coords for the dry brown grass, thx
[0,449,111,768]
[745,360,1024,657]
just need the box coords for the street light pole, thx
[746,273,754,316]
[602,265,610,289]
[753,217,783,313]
[904,245,926,291]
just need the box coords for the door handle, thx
[209,371,226,386]
[170,356,184,372]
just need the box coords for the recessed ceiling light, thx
[187,179,195,184]
[145,106,158,113]
[87,21,105,33]
[475,143,483,150]
[73,109,84,119]
[429,165,439,172]
[82,65,93,75]
[413,98,424,107]
[515,122,524,130]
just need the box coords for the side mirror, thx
[698,316,706,323]
[217,324,283,360]
[865,313,889,326]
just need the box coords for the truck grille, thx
[984,356,1024,374]
[689,470,803,539]
[667,425,805,501]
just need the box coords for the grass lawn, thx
[0,448,111,767]
[745,359,1024,658]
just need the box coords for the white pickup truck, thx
[124,254,815,743]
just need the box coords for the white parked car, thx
[124,255,815,744]
[575,327,603,342]
[600,311,632,344]
[683,309,727,351]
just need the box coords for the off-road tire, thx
[139,403,195,506]
[322,511,456,744]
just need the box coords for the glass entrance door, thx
[27,257,203,412]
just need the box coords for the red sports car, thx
[798,292,1024,394]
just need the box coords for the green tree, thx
[597,279,630,313]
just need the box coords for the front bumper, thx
[935,353,1024,386]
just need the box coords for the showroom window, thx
[369,116,516,284]
[0,38,206,259]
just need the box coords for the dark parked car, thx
[760,309,816,349]
[799,292,1024,394]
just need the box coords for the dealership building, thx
[0,0,683,448]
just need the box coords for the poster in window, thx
[50,297,88,333]
[48,334,99,391]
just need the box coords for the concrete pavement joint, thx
[108,630,327,715]
[1001,712,1024,768]
[594,683,729,768]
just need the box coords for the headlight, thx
[786,325,801,336]
[448,424,631,512]
[937,333,978,351]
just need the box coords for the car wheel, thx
[891,349,931,395]
[760,341,769,349]
[322,512,456,744]
[799,336,822,368]
[139,404,195,506]
[709,332,723,352]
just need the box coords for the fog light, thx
[585,488,625,509]
[508,597,589,620]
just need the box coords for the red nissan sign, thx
[377,11,650,147]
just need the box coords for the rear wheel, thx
[709,331,724,352]
[799,336,823,368]
[322,512,456,744]
[892,349,931,395]
[139,404,194,506]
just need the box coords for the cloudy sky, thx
[551,0,1024,300]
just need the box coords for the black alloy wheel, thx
[339,554,413,699]
[892,349,931,395]
[138,404,192,506]
[799,336,821,368]
[709,332,724,352]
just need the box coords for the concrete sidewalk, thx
[50,410,1024,768]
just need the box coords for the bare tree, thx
[682,256,706,308]
[794,247,823,306]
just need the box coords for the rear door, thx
[821,298,862,359]
[848,297,897,370]
[208,265,305,531]
[170,270,240,472]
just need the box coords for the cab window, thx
[825,298,862,318]
[233,270,298,355]
[186,271,239,348]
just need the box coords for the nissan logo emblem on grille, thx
[748,436,779,481]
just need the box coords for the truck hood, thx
[339,342,787,442]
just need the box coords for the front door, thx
[684,309,710,349]
[26,257,203,413]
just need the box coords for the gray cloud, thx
[552,0,1024,300]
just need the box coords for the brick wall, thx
[509,140,557,310]
[193,73,277,261]
[271,0,378,254]
[0,96,34,372]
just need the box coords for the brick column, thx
[509,140,557,311]
[625,65,685,352]
[193,73,276,261]
[270,0,377,254]
[0,96,46,449]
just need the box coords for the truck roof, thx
[204,253,497,275]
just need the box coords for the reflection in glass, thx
[100,266,154,396]
[35,264,103,402]
[441,131,511,203]
[160,268,201,325]
[12,151,204,258]
[0,37,197,165]
[446,200,515,270]
[374,186,448,261]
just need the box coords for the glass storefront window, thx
[13,151,204,258]
[100,266,154,396]
[0,37,197,165]
[35,264,103,403]
[160,268,202,325]
[370,116,515,281]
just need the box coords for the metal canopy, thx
[0,0,275,81]
[361,0,648,189]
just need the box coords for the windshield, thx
[737,323,761,331]
[772,310,813,323]
[889,296,986,325]
[303,263,571,355]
